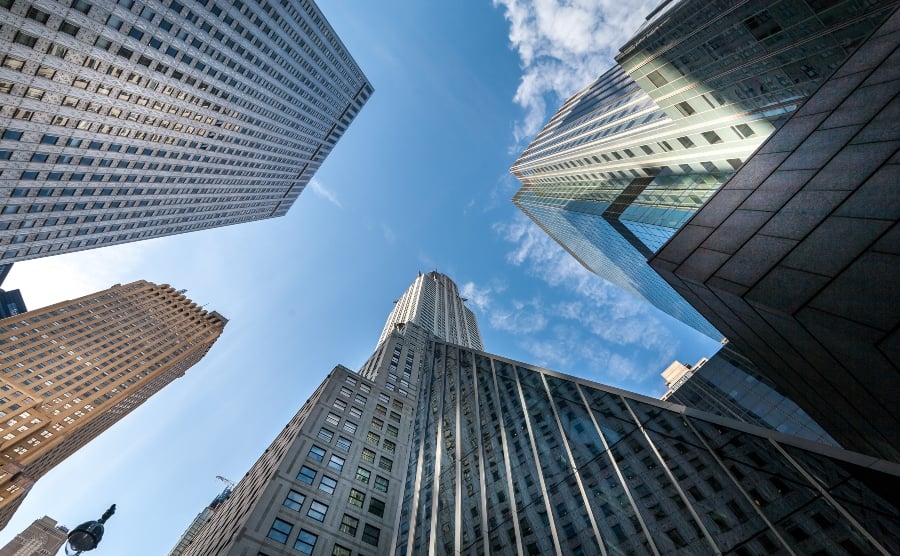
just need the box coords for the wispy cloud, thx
[307,178,342,208]
[493,0,659,145]
[460,281,493,312]
[489,299,548,334]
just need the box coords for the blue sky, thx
[0,1,719,552]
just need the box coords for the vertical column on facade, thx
[508,364,562,555]
[470,353,491,555]
[574,383,660,555]
[539,373,607,554]
[487,357,523,554]
[620,397,721,554]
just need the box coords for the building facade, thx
[661,345,839,446]
[376,271,482,350]
[511,0,897,338]
[180,272,900,555]
[650,7,900,462]
[0,515,67,555]
[169,483,233,556]
[0,290,25,319]
[0,0,372,263]
[0,280,226,529]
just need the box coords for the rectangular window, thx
[366,431,380,445]
[325,412,340,426]
[368,497,385,517]
[297,465,316,485]
[307,445,326,462]
[333,398,346,411]
[371,417,384,429]
[339,387,352,398]
[283,490,305,511]
[342,421,357,434]
[677,136,696,149]
[389,411,401,422]
[318,475,337,495]
[339,514,359,536]
[378,393,390,404]
[344,376,357,386]
[267,518,292,543]
[386,424,399,438]
[349,406,363,419]
[675,101,696,117]
[374,475,389,493]
[646,70,668,88]
[355,467,370,484]
[336,436,352,452]
[348,488,365,508]
[383,439,396,454]
[362,524,381,546]
[361,448,376,463]
[332,545,351,556]
[375,404,387,416]
[317,428,334,443]
[294,530,317,555]
[379,457,393,472]
[307,500,328,522]
[355,394,367,405]
[702,130,723,144]
[328,454,345,472]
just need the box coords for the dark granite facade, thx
[650,9,900,462]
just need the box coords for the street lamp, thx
[65,504,115,555]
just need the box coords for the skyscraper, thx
[650,8,900,462]
[376,271,483,350]
[0,290,25,319]
[510,0,897,337]
[169,482,233,556]
[0,280,226,529]
[179,272,900,555]
[0,515,67,556]
[0,0,372,263]
[660,345,838,446]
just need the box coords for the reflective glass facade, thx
[662,346,839,447]
[511,0,897,338]
[0,0,371,263]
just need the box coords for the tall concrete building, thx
[0,0,372,263]
[661,345,838,446]
[0,280,226,529]
[0,515,67,555]
[376,271,482,350]
[511,0,897,338]
[650,8,900,462]
[179,272,900,555]
[169,483,233,556]
[0,290,25,319]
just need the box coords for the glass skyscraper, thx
[511,0,897,338]
[0,0,371,263]
[179,272,900,555]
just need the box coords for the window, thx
[355,467,370,484]
[339,387,352,398]
[283,490,305,511]
[294,530,317,555]
[348,488,365,508]
[367,431,380,445]
[375,404,387,416]
[307,445,326,462]
[342,421,357,434]
[344,376,357,386]
[362,524,381,546]
[646,70,668,88]
[361,448,376,463]
[332,545,351,556]
[307,500,328,522]
[333,398,346,411]
[677,136,696,149]
[374,475,389,493]
[336,436,352,452]
[378,393,390,404]
[379,457,393,472]
[387,424,399,438]
[702,130,723,144]
[319,475,337,495]
[340,514,359,536]
[383,439,396,454]
[371,417,384,429]
[325,412,340,426]
[349,406,363,419]
[317,428,334,443]
[355,394,367,405]
[368,497,385,517]
[267,518,292,543]
[328,454,345,472]
[675,101,696,117]
[297,465,316,484]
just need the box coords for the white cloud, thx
[493,0,659,144]
[460,281,493,312]
[307,178,342,208]
[489,299,548,334]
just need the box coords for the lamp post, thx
[65,504,115,555]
